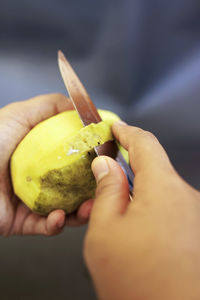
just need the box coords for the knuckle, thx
[126,127,145,143]
[51,92,64,97]
[47,92,61,98]
[130,127,157,141]
[143,130,157,141]
[95,178,117,199]
[48,93,68,101]
[134,128,159,145]
[125,126,144,140]
[131,127,145,136]
[5,101,22,111]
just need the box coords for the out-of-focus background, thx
[0,1,200,299]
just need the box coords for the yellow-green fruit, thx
[11,109,128,215]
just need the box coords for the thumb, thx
[89,156,129,227]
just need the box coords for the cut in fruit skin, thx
[11,109,128,215]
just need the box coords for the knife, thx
[58,50,134,196]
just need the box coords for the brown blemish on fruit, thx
[26,176,32,182]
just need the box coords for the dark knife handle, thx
[95,141,134,195]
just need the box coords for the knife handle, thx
[95,141,134,197]
[115,151,134,196]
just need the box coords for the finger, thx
[89,156,129,227]
[46,209,66,234]
[0,94,74,161]
[65,199,94,226]
[112,121,174,176]
[9,202,31,235]
[3,93,74,130]
[22,209,66,236]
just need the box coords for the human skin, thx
[0,94,93,236]
[84,121,200,300]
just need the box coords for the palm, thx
[0,94,93,236]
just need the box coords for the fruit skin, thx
[11,109,128,215]
[35,150,97,215]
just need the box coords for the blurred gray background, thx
[0,0,200,299]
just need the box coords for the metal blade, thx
[58,50,117,158]
[96,140,134,193]
[58,50,134,194]
[58,50,101,126]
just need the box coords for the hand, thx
[84,121,200,300]
[0,94,93,236]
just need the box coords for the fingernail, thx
[57,217,65,229]
[92,157,109,183]
[114,120,127,126]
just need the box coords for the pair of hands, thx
[1,94,200,299]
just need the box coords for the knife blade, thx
[58,50,134,195]
[58,50,101,126]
